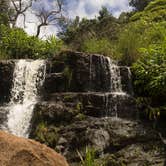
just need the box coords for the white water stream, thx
[4,60,46,138]
[107,57,123,93]
[106,57,128,117]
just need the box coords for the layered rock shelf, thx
[0,60,15,104]
[0,51,166,165]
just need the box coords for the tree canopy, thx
[129,0,153,11]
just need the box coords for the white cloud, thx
[66,0,132,19]
[16,0,131,37]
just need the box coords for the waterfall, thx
[4,60,46,138]
[105,57,130,117]
[106,57,123,93]
[87,55,132,117]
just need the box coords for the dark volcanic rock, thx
[30,116,166,165]
[0,60,15,104]
[30,91,166,165]
[61,118,165,165]
[39,92,136,119]
[1,52,164,166]
[120,66,133,95]
[44,73,66,93]
[44,51,133,93]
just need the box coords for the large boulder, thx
[0,131,69,166]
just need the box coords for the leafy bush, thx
[130,0,166,21]
[133,46,166,97]
[132,36,166,99]
[81,38,119,59]
[0,25,63,59]
[117,21,147,65]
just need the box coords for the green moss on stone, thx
[34,122,59,148]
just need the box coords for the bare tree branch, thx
[34,0,63,37]
[9,0,33,27]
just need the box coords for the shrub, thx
[117,21,147,65]
[132,36,166,99]
[0,25,63,59]
[81,38,119,59]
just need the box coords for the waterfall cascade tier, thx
[2,60,46,138]
[0,52,134,138]
[43,52,134,118]
[88,55,133,117]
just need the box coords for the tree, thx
[9,0,33,27]
[98,7,111,20]
[0,0,10,25]
[129,0,153,11]
[34,0,63,37]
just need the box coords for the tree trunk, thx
[36,24,43,37]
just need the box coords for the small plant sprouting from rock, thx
[76,102,83,111]
[34,122,59,148]
[77,147,99,166]
[63,66,73,90]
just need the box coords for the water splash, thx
[4,60,46,138]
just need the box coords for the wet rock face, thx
[30,91,166,165]
[0,61,15,104]
[34,93,136,122]
[31,115,166,165]
[32,51,155,165]
[44,51,133,93]
[1,52,165,165]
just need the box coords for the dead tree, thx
[34,0,63,37]
[9,0,33,27]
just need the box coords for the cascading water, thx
[105,57,130,117]
[3,59,46,138]
[107,57,123,93]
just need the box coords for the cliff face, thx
[0,52,165,165]
[31,51,165,165]
[0,60,15,104]
[44,51,133,93]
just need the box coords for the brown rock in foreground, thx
[0,131,69,166]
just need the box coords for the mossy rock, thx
[33,122,59,148]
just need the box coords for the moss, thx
[74,113,86,121]
[63,66,73,90]
[64,94,74,102]
[102,154,127,166]
[76,102,83,111]
[34,122,59,148]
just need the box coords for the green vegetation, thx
[58,0,166,119]
[63,66,73,89]
[129,0,153,11]
[33,122,59,148]
[0,0,165,118]
[0,25,63,59]
[77,147,98,166]
[82,38,118,58]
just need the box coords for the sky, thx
[17,0,131,38]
